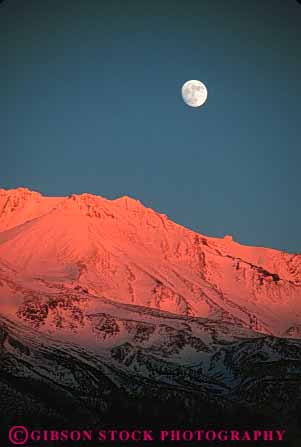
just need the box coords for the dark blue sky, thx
[0,0,300,252]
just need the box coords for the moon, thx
[181,80,208,108]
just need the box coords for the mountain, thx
[1,187,301,445]
[0,187,300,337]
[1,306,301,437]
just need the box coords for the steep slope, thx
[0,187,300,336]
[0,310,300,440]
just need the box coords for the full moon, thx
[181,80,208,108]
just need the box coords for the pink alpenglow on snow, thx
[0,187,300,337]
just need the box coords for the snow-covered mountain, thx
[0,187,301,444]
[0,187,300,337]
[1,306,301,433]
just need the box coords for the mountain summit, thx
[0,187,300,337]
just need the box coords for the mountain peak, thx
[0,187,42,217]
[57,192,115,218]
[0,186,300,337]
[114,195,149,212]
[223,234,234,242]
[0,187,61,232]
[0,186,41,199]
